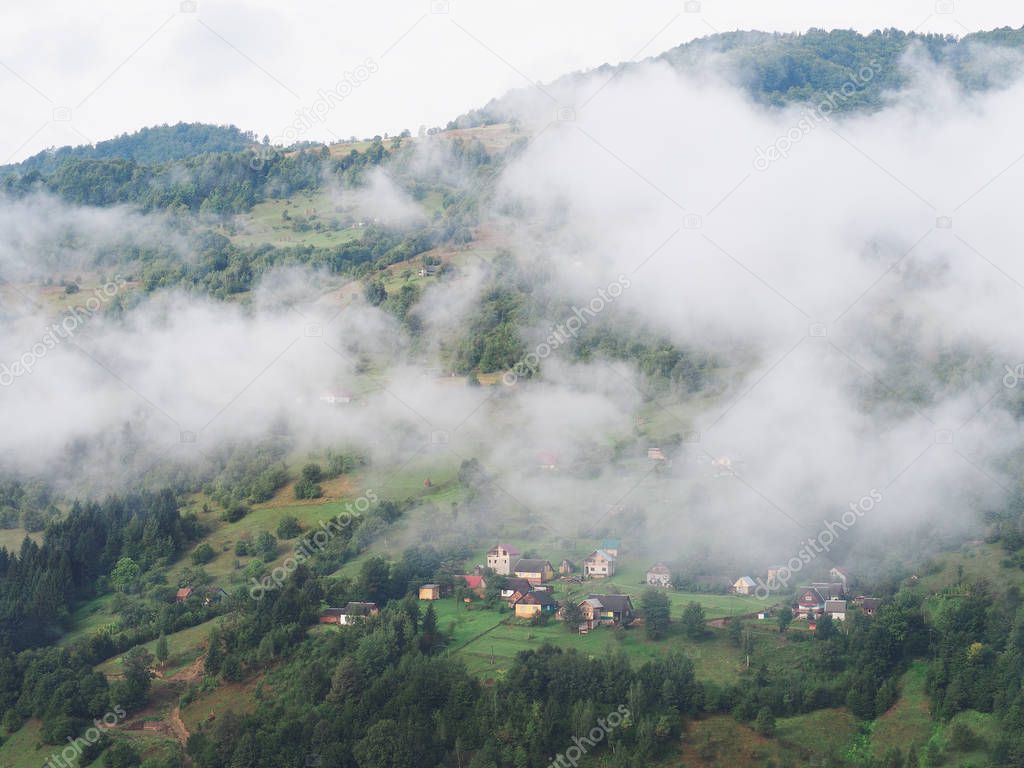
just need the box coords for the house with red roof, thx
[460,574,488,598]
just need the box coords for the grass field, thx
[181,675,263,732]
[95,616,221,677]
[432,598,508,649]
[442,593,781,686]
[679,715,788,767]
[776,707,861,761]
[226,190,368,249]
[0,718,54,768]
[911,540,1024,599]
[871,661,935,758]
[60,594,118,646]
[0,717,166,768]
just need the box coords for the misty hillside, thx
[0,122,257,177]
[3,18,1024,768]
[452,26,1024,127]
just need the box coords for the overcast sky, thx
[2,0,1023,163]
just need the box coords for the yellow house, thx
[733,577,756,595]
[419,583,440,600]
[514,591,556,618]
[512,559,555,585]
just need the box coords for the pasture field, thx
[226,189,366,249]
[95,616,221,677]
[775,707,861,762]
[678,715,788,767]
[871,660,933,757]
[446,596,791,686]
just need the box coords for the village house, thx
[559,559,574,575]
[811,581,846,600]
[578,594,635,630]
[513,558,555,585]
[732,576,757,595]
[419,584,441,601]
[860,597,882,616]
[514,590,557,619]
[767,566,786,583]
[486,544,521,576]
[646,563,673,588]
[583,549,617,579]
[460,574,488,598]
[647,447,666,461]
[824,599,847,621]
[796,586,827,618]
[319,602,380,626]
[500,577,533,607]
[340,601,380,624]
[318,608,345,625]
[175,586,193,603]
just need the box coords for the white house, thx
[583,549,617,579]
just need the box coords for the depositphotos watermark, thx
[42,704,126,768]
[249,490,378,599]
[1,277,126,387]
[1003,364,1024,388]
[547,705,630,768]
[754,489,881,599]
[753,59,880,171]
[503,275,631,386]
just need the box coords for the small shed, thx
[419,583,441,601]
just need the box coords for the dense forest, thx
[0,123,257,177]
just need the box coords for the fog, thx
[2,43,1023,580]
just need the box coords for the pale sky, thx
[2,0,1023,163]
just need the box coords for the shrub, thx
[191,543,215,565]
[276,516,302,539]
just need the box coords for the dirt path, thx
[164,649,205,765]
[167,703,192,766]
[121,649,205,766]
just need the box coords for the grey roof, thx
[343,601,378,615]
[825,599,847,613]
[810,582,845,600]
[798,587,827,605]
[502,577,533,593]
[585,594,634,614]
[514,559,552,573]
[517,591,556,606]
